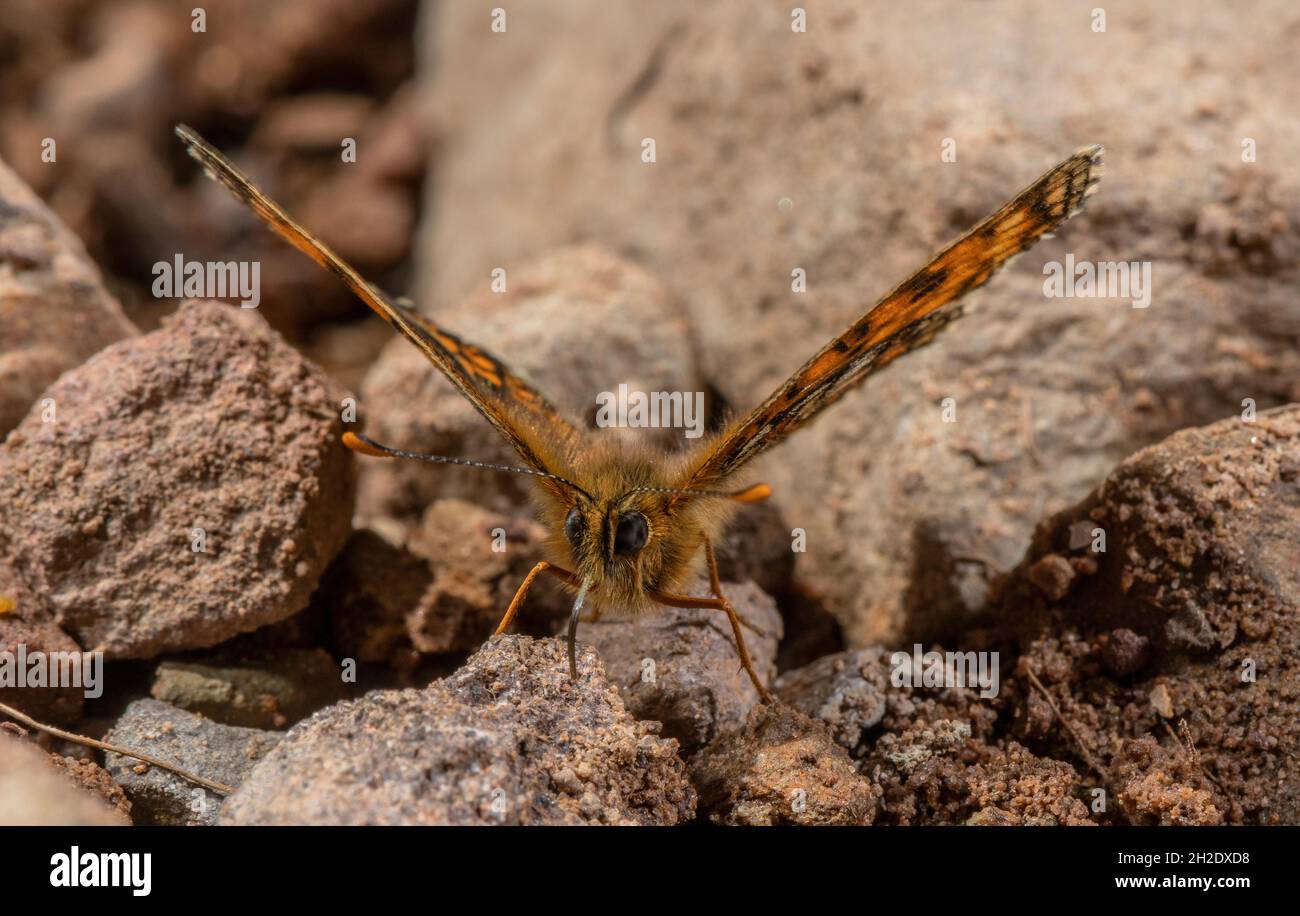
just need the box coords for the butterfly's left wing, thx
[679,145,1102,493]
[174,125,581,482]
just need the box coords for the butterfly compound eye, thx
[613,512,649,555]
[564,506,585,547]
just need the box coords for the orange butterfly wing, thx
[175,125,579,477]
[680,145,1103,492]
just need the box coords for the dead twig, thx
[1162,717,1227,796]
[1024,667,1106,778]
[0,700,234,795]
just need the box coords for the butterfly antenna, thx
[567,576,593,681]
[343,432,595,502]
[624,482,772,503]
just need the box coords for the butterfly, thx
[176,125,1101,701]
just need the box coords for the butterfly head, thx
[557,487,671,599]
[550,479,685,681]
[546,462,770,614]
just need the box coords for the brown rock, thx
[320,502,572,666]
[730,621,1023,826]
[38,3,169,134]
[104,699,281,826]
[0,0,422,341]
[248,93,376,154]
[1026,554,1075,601]
[0,156,136,436]
[0,557,84,725]
[1017,407,1300,653]
[0,300,355,658]
[965,807,1020,826]
[874,717,974,778]
[221,635,696,825]
[999,407,1300,823]
[866,721,1093,826]
[777,641,1008,762]
[151,649,345,730]
[352,83,427,186]
[1099,628,1149,678]
[774,647,892,755]
[300,173,415,270]
[710,498,797,599]
[319,528,433,667]
[1113,736,1223,826]
[47,751,132,819]
[581,580,782,753]
[1148,682,1175,719]
[959,743,1095,827]
[690,702,879,825]
[0,731,130,825]
[404,498,569,652]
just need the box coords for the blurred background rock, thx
[0,0,424,391]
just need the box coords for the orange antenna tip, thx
[732,482,772,503]
[342,431,389,458]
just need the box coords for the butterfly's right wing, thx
[678,144,1103,493]
[175,125,581,479]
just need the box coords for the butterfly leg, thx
[648,586,772,703]
[494,561,578,635]
[702,538,770,639]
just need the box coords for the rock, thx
[0,731,130,825]
[0,156,136,437]
[998,407,1300,824]
[773,646,1097,825]
[0,0,422,342]
[151,649,345,730]
[103,699,281,826]
[321,501,573,668]
[46,750,133,819]
[39,3,169,134]
[1148,683,1175,719]
[418,1,1300,648]
[957,744,1094,826]
[875,718,973,777]
[216,598,329,654]
[581,580,782,753]
[319,529,433,668]
[403,498,569,653]
[416,1,694,310]
[280,90,426,272]
[1011,406,1300,652]
[301,317,395,396]
[865,722,1093,826]
[0,300,355,658]
[690,702,879,825]
[300,172,415,271]
[1112,735,1224,826]
[248,93,376,154]
[221,635,695,825]
[774,647,892,755]
[0,557,85,725]
[351,84,427,187]
[710,498,797,599]
[1099,628,1149,678]
[1026,554,1075,602]
[775,643,1006,759]
[355,245,700,521]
